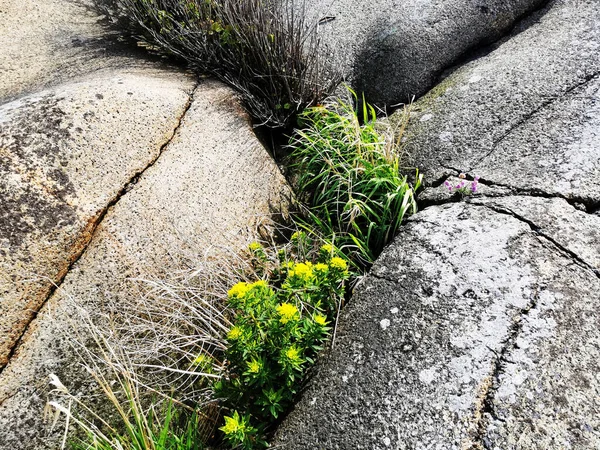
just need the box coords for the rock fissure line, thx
[476,177,598,212]
[476,203,600,279]
[0,83,199,378]
[472,70,600,169]
[423,171,598,214]
[428,168,459,187]
[471,290,540,450]
[369,270,402,286]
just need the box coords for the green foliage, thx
[214,237,350,448]
[96,0,338,128]
[288,88,422,265]
[48,342,206,450]
[71,402,204,450]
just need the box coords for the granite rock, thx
[0,80,292,449]
[0,69,195,369]
[298,0,545,105]
[274,201,600,449]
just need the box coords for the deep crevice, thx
[0,82,199,378]
[429,168,459,187]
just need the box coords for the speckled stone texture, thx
[274,200,600,449]
[0,80,292,449]
[274,0,600,448]
[402,0,600,204]
[0,0,293,446]
[296,0,545,105]
[0,0,155,102]
[0,70,195,369]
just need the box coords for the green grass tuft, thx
[288,88,422,266]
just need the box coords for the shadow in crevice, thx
[352,0,554,114]
[65,0,185,65]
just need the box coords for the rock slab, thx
[0,80,292,449]
[299,0,545,105]
[0,70,195,368]
[403,0,600,205]
[274,201,600,449]
[275,0,600,448]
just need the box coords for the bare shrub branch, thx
[95,0,340,128]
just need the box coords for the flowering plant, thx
[444,174,480,196]
[215,235,350,448]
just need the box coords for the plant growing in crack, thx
[444,174,479,197]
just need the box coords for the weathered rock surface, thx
[0,80,292,448]
[403,0,600,206]
[0,70,195,369]
[274,201,600,449]
[0,0,293,446]
[300,0,545,105]
[0,0,148,102]
[275,0,600,448]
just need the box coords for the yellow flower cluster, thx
[221,414,241,434]
[227,326,243,340]
[228,282,251,298]
[320,243,333,254]
[329,256,348,271]
[313,314,328,326]
[314,263,328,273]
[193,353,211,366]
[227,280,269,299]
[284,345,301,362]
[288,261,314,281]
[247,358,262,374]
[252,280,268,289]
[248,241,263,252]
[291,231,304,241]
[276,302,299,324]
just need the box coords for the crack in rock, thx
[468,289,540,450]
[420,171,598,214]
[471,70,600,169]
[0,82,199,377]
[475,203,600,279]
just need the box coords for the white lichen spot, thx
[439,131,453,143]
[419,367,438,385]
[468,75,482,84]
[342,375,349,383]
[380,318,391,330]
[310,397,317,406]
[448,394,472,412]
[390,307,399,314]
[420,113,433,122]
[383,436,391,447]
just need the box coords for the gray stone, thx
[0,70,195,369]
[274,201,600,449]
[299,0,544,105]
[275,0,600,447]
[0,80,293,449]
[0,0,158,102]
[471,196,600,273]
[402,0,600,207]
